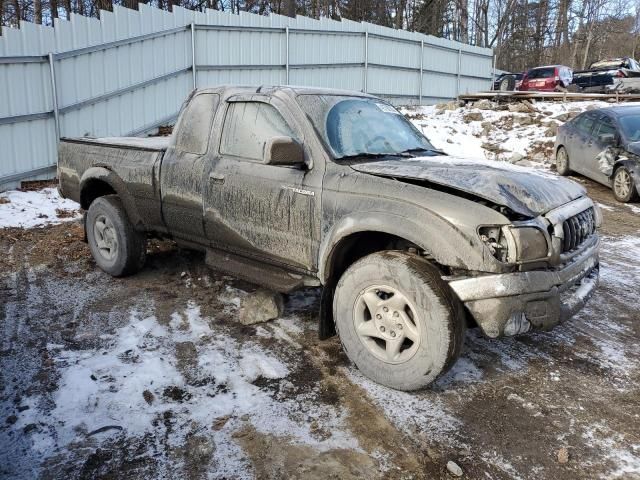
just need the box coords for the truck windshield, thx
[619,114,640,142]
[296,94,436,160]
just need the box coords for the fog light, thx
[504,312,531,336]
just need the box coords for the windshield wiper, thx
[398,147,444,156]
[335,152,409,161]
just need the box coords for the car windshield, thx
[296,94,436,159]
[619,114,640,142]
[527,67,555,79]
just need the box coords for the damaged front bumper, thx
[448,236,600,338]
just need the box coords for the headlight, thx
[478,226,509,262]
[479,225,549,263]
[507,226,549,262]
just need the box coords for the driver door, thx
[203,96,323,272]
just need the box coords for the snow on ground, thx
[402,100,618,166]
[11,300,359,477]
[0,187,80,228]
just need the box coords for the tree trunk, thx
[284,0,295,17]
[34,0,42,23]
[50,0,59,18]
[12,0,21,21]
[581,27,594,69]
[396,0,407,29]
[458,0,468,43]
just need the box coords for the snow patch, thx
[0,188,80,228]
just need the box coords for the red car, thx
[519,65,573,92]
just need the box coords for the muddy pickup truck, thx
[58,86,601,390]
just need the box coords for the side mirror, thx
[599,133,616,145]
[263,136,305,166]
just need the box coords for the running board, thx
[205,249,319,293]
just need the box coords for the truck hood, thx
[350,155,586,218]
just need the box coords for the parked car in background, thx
[520,65,573,92]
[570,57,640,94]
[493,72,524,91]
[555,106,640,202]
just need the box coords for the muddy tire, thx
[556,146,571,176]
[86,195,146,277]
[333,251,465,391]
[612,166,639,203]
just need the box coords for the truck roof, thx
[194,85,375,98]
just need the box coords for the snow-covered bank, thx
[0,187,80,228]
[403,100,624,167]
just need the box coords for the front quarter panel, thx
[319,165,512,282]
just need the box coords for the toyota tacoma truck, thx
[58,86,601,391]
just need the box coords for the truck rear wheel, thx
[333,251,465,391]
[86,195,146,277]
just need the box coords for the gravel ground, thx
[1,176,639,480]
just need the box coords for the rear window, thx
[527,67,555,79]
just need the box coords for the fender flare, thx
[318,210,484,284]
[79,166,143,227]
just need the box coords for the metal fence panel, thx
[0,4,493,190]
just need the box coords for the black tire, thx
[556,146,571,176]
[333,251,465,391]
[612,166,639,203]
[499,75,516,91]
[86,195,146,277]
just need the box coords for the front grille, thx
[561,207,596,253]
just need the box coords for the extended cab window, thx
[174,93,219,155]
[220,102,295,161]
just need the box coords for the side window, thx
[174,94,219,155]
[575,114,596,136]
[594,117,616,138]
[220,102,296,161]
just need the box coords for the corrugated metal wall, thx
[0,5,493,190]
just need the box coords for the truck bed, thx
[63,136,171,151]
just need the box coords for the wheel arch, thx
[316,212,481,339]
[79,167,143,228]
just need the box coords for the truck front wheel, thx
[333,251,465,391]
[86,195,146,277]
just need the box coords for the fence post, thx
[190,23,197,89]
[456,47,462,98]
[285,26,290,84]
[47,52,60,142]
[419,40,424,104]
[491,52,496,90]
[363,30,369,93]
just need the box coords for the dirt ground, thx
[1,176,639,480]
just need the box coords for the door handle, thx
[209,172,225,184]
